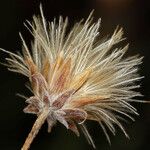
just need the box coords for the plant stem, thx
[21,108,49,150]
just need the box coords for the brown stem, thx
[21,108,49,150]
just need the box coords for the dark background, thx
[0,0,150,150]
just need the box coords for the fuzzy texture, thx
[0,6,143,150]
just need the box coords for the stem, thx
[21,108,49,150]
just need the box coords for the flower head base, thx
[0,5,143,150]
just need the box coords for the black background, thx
[0,0,150,150]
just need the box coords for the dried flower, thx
[0,5,143,150]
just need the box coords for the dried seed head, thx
[0,5,143,150]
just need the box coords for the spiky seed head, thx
[0,5,143,149]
